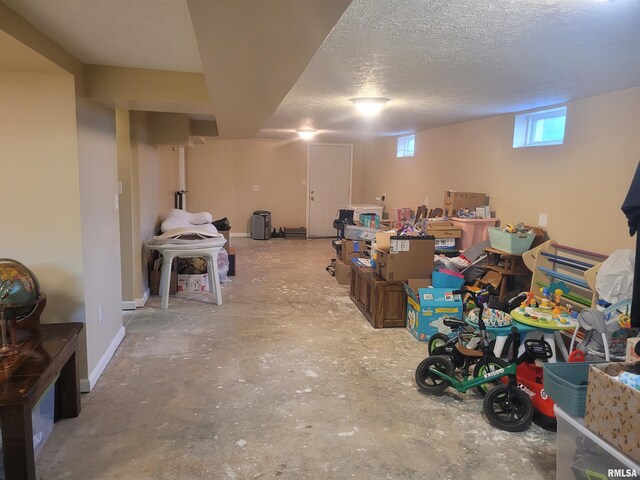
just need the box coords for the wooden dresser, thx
[349,265,406,328]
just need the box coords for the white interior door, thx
[308,144,351,237]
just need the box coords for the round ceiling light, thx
[297,129,317,140]
[350,97,390,116]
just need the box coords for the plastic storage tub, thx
[555,406,639,480]
[0,380,55,478]
[487,227,535,254]
[449,218,498,251]
[543,362,591,417]
[432,268,465,289]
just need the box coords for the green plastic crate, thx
[488,227,535,254]
[543,362,592,417]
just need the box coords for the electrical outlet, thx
[252,185,260,192]
[424,197,429,206]
[97,304,103,323]
[301,179,306,186]
[538,213,548,228]
[115,194,119,210]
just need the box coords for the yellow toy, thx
[554,289,564,306]
[520,291,537,309]
[618,313,631,329]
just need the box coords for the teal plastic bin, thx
[432,268,465,289]
[488,227,535,254]
[543,362,593,417]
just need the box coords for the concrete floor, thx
[38,238,556,480]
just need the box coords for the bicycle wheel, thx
[415,356,454,396]
[483,384,533,432]
[473,357,507,396]
[427,333,450,356]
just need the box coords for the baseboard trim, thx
[230,232,250,238]
[80,325,126,393]
[136,288,150,308]
[122,300,136,310]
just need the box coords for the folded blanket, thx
[161,209,217,233]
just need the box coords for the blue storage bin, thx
[543,362,593,417]
[432,269,465,289]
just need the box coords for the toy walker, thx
[568,298,635,362]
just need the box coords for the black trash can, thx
[251,211,271,240]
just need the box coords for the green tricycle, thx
[415,290,553,432]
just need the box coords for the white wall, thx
[76,97,124,390]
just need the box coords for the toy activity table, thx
[464,322,541,358]
[465,309,539,358]
[510,306,578,362]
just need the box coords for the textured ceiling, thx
[4,0,640,139]
[2,0,201,72]
[259,0,640,139]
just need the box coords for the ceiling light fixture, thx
[350,97,390,116]
[297,129,317,140]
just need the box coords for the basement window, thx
[513,106,567,148]
[397,134,415,157]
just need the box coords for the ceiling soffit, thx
[187,0,352,138]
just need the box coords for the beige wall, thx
[76,97,124,381]
[0,71,87,370]
[187,139,307,232]
[116,109,139,304]
[361,87,640,255]
[186,139,363,233]
[134,111,180,295]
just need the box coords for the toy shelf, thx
[522,240,608,310]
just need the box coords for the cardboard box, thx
[376,237,435,281]
[391,207,412,222]
[475,206,491,219]
[334,258,351,285]
[627,338,640,362]
[584,362,640,463]
[374,231,397,250]
[149,270,177,295]
[342,239,366,263]
[344,225,379,241]
[177,274,209,293]
[221,230,230,252]
[404,283,463,341]
[443,191,488,217]
[423,220,462,239]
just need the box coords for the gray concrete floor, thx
[38,238,556,480]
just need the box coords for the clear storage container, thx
[555,405,639,480]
